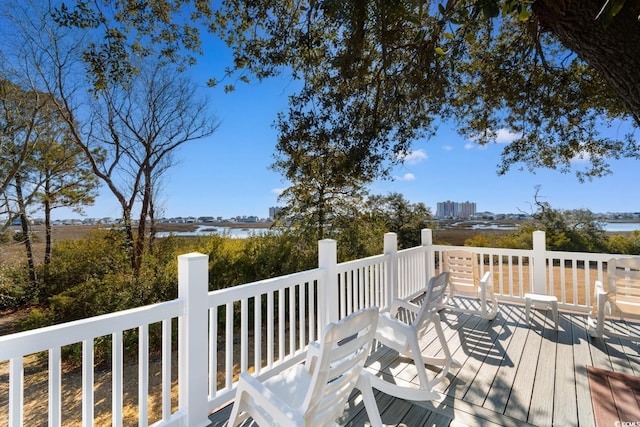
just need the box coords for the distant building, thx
[269,206,283,220]
[436,200,476,219]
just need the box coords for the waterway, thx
[156,225,271,238]
[468,222,640,232]
[156,221,640,238]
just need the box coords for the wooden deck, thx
[209,302,640,426]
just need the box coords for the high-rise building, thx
[435,201,476,219]
[269,206,283,220]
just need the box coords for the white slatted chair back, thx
[442,249,499,320]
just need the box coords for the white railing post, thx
[384,233,398,303]
[318,239,339,327]
[532,231,547,294]
[421,229,434,280]
[178,253,211,427]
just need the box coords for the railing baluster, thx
[573,259,579,305]
[254,294,262,375]
[9,357,23,426]
[208,308,217,397]
[240,298,248,373]
[139,324,149,426]
[112,330,123,427]
[278,288,285,361]
[267,291,274,367]
[298,284,305,352]
[346,271,353,317]
[310,281,316,343]
[225,302,233,390]
[162,319,171,421]
[83,338,94,426]
[289,286,295,354]
[49,347,62,427]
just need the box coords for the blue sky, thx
[54,36,640,220]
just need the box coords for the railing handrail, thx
[0,299,182,360]
[206,268,323,305]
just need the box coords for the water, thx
[600,222,640,232]
[461,221,640,232]
[156,225,270,238]
[156,222,640,238]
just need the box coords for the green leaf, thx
[611,0,627,16]
[482,4,500,19]
[435,47,445,55]
[443,32,454,40]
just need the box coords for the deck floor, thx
[209,301,640,426]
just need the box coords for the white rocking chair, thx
[228,306,382,427]
[442,249,499,320]
[368,272,461,401]
[588,257,640,341]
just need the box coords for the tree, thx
[0,78,97,290]
[3,2,219,273]
[367,193,432,248]
[210,0,640,181]
[504,188,609,252]
[49,1,640,183]
[0,80,46,230]
[272,105,371,242]
[86,63,219,272]
[36,136,98,269]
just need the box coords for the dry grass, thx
[0,352,179,426]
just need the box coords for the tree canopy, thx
[52,0,640,182]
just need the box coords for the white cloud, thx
[495,128,523,144]
[271,188,285,195]
[399,149,428,165]
[469,128,523,145]
[394,173,416,181]
[442,145,453,151]
[570,151,591,163]
[464,142,474,150]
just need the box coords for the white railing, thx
[1,229,638,426]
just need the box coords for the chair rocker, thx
[442,249,499,320]
[588,257,640,341]
[228,306,382,427]
[368,272,461,401]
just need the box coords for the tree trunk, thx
[14,174,37,290]
[121,209,137,271]
[533,0,640,125]
[43,178,52,267]
[42,178,52,294]
[134,171,152,275]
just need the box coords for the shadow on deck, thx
[209,302,640,426]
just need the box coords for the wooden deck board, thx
[528,318,557,426]
[570,314,596,427]
[208,303,640,427]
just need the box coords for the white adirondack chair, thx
[588,257,640,341]
[368,272,461,401]
[227,306,382,427]
[442,249,499,320]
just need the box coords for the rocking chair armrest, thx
[593,280,608,311]
[235,372,292,415]
[377,311,413,332]
[594,280,607,296]
[389,298,421,316]
[479,271,493,290]
[304,341,321,373]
